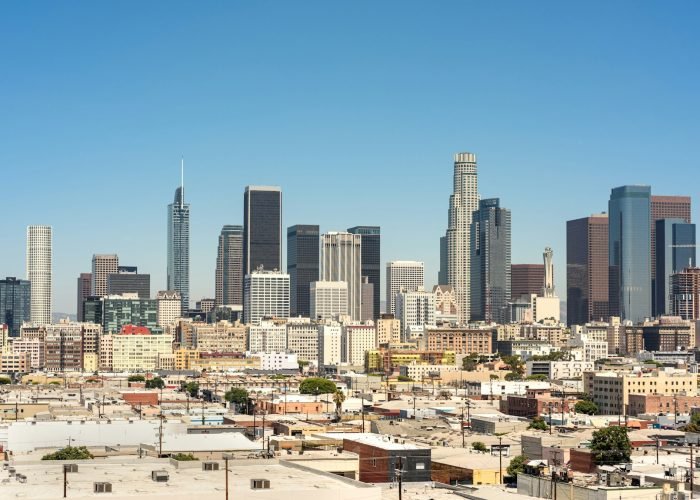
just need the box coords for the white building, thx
[286,318,319,363]
[157,290,182,327]
[399,363,462,380]
[532,295,561,322]
[395,288,436,339]
[91,254,118,296]
[9,338,44,369]
[321,232,362,321]
[342,322,376,366]
[568,326,609,363]
[26,225,52,325]
[445,153,479,323]
[247,321,287,353]
[526,360,595,380]
[251,351,298,371]
[318,323,343,367]
[310,281,348,321]
[466,380,551,398]
[111,332,174,371]
[243,268,290,325]
[385,260,424,315]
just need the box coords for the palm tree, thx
[333,390,346,418]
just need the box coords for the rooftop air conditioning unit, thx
[94,482,112,493]
[203,462,220,471]
[251,479,271,490]
[151,470,169,482]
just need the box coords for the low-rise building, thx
[526,360,594,380]
[627,393,700,416]
[425,325,492,355]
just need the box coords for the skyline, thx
[3,2,700,312]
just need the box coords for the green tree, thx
[299,377,337,395]
[397,375,413,382]
[507,454,528,478]
[681,412,700,432]
[128,375,145,382]
[471,441,488,453]
[525,374,548,381]
[42,446,94,460]
[145,377,165,389]
[0,377,11,385]
[225,388,249,406]
[505,372,522,381]
[501,355,525,376]
[171,453,198,461]
[184,382,199,398]
[590,426,631,465]
[528,416,548,431]
[575,400,599,415]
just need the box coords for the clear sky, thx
[2,1,699,313]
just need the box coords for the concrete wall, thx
[517,474,663,500]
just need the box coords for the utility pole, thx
[225,456,229,500]
[396,456,403,500]
[461,405,465,448]
[498,436,503,484]
[549,404,553,435]
[656,436,660,464]
[158,414,164,457]
[691,443,694,499]
[201,397,205,426]
[361,404,365,433]
[63,464,67,498]
[262,412,266,450]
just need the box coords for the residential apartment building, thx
[425,325,492,355]
[192,320,246,352]
[318,323,342,367]
[247,321,287,353]
[286,318,319,363]
[342,323,376,366]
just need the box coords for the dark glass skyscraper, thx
[609,185,651,323]
[566,214,609,325]
[243,186,282,276]
[470,198,511,323]
[347,226,380,319]
[167,173,190,310]
[76,272,91,321]
[108,267,150,298]
[438,236,448,285]
[0,277,31,336]
[654,219,696,316]
[287,224,320,317]
[216,225,244,307]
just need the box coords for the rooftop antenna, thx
[180,157,184,209]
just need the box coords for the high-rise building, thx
[656,219,696,316]
[167,167,190,310]
[445,153,479,323]
[671,267,700,320]
[385,261,425,316]
[76,273,92,321]
[243,186,282,277]
[26,225,52,325]
[91,254,118,296]
[0,277,31,336]
[510,264,545,300]
[243,269,290,325]
[360,276,374,321]
[215,225,244,307]
[287,224,320,317]
[321,232,362,320]
[107,266,150,298]
[348,226,381,319]
[566,214,609,325]
[156,290,182,327]
[651,196,691,276]
[438,236,448,285]
[44,322,83,372]
[395,288,436,339]
[100,294,158,333]
[470,198,511,323]
[310,281,348,321]
[609,185,652,323]
[197,298,216,314]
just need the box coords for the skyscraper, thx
[108,267,150,298]
[76,273,92,321]
[347,226,381,319]
[438,236,448,285]
[655,219,696,316]
[0,277,31,336]
[321,232,362,320]
[243,186,282,276]
[243,269,290,325]
[470,198,511,323]
[609,185,651,323]
[385,261,425,315]
[445,152,479,323]
[91,254,118,296]
[26,225,52,325]
[167,165,190,310]
[287,224,320,317]
[215,225,244,307]
[670,267,700,320]
[510,264,545,300]
[566,214,609,325]
[310,281,348,321]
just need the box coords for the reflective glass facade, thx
[243,187,282,275]
[216,225,243,306]
[0,277,31,336]
[167,186,190,310]
[655,219,696,316]
[347,226,380,319]
[287,224,319,317]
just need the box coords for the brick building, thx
[426,325,492,354]
[342,434,432,483]
[627,394,700,417]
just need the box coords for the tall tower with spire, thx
[542,247,555,298]
[167,159,190,310]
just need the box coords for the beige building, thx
[110,333,174,371]
[342,323,376,366]
[376,315,401,345]
[425,325,492,354]
[157,290,182,327]
[521,320,568,347]
[286,318,319,363]
[584,369,698,415]
[193,320,246,352]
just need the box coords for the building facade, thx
[651,195,692,304]
[243,186,282,276]
[347,226,381,320]
[26,225,52,325]
[76,273,91,322]
[425,325,492,355]
[385,261,424,316]
[101,295,158,333]
[91,254,118,297]
[310,281,348,321]
[243,269,290,325]
[167,179,190,310]
[671,267,700,320]
[215,225,244,307]
[107,267,150,298]
[654,219,696,316]
[0,277,31,336]
[156,290,182,327]
[321,232,362,320]
[287,224,320,317]
[395,289,436,340]
[511,264,545,301]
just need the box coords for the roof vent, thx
[94,482,112,493]
[251,479,271,490]
[63,464,79,473]
[151,470,169,482]
[203,462,220,471]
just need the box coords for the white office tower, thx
[445,152,479,323]
[26,225,52,325]
[321,232,362,320]
[318,323,342,367]
[395,288,436,339]
[286,318,319,364]
[243,268,290,325]
[342,322,376,366]
[385,260,425,315]
[543,247,555,297]
[156,290,182,327]
[247,321,287,352]
[532,247,561,322]
[91,254,118,296]
[310,281,348,321]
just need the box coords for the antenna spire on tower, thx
[180,157,184,208]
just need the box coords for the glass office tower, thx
[655,219,696,316]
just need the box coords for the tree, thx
[505,372,522,381]
[145,377,165,389]
[42,446,94,460]
[0,377,11,385]
[397,375,413,382]
[501,355,525,376]
[528,416,548,431]
[471,441,488,453]
[128,375,145,382]
[184,382,199,398]
[171,453,198,461]
[525,374,548,381]
[225,388,249,407]
[299,377,337,395]
[681,412,700,432]
[507,454,528,478]
[333,389,346,416]
[590,426,631,465]
[575,400,599,415]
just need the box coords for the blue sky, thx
[2,1,699,313]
